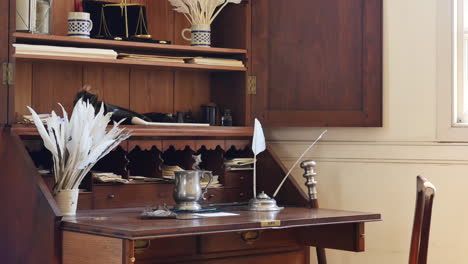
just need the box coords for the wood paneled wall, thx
[52,0,190,45]
[15,62,212,120]
[50,0,247,47]
[14,0,249,121]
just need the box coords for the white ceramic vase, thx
[182,24,211,47]
[55,189,79,216]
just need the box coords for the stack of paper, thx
[224,158,255,171]
[201,175,222,188]
[186,57,245,67]
[118,53,190,63]
[21,114,50,124]
[14,44,118,59]
[93,172,130,184]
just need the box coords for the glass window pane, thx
[465,0,468,30]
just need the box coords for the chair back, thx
[409,176,436,264]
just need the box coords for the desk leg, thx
[311,200,327,264]
[124,240,136,264]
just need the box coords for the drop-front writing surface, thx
[60,207,380,264]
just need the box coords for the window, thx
[455,0,468,123]
[436,0,468,140]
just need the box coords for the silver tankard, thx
[173,170,213,211]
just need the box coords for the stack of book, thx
[201,175,222,188]
[162,165,185,180]
[14,44,118,59]
[186,57,244,67]
[224,158,255,171]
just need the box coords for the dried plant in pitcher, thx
[168,0,242,25]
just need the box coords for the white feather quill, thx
[28,99,131,194]
[272,130,327,198]
[252,118,265,156]
[251,118,266,197]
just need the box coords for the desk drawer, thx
[223,171,252,188]
[199,229,301,254]
[202,188,251,205]
[135,237,197,262]
[187,250,307,264]
[93,184,174,209]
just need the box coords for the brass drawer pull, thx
[108,194,115,199]
[134,240,151,254]
[240,231,261,244]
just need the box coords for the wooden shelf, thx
[15,54,247,72]
[14,32,247,56]
[12,124,253,138]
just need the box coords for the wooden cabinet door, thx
[251,0,382,127]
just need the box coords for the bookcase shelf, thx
[15,54,247,72]
[12,124,254,138]
[14,33,247,56]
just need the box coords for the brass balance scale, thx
[95,0,152,40]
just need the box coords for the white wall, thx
[266,0,468,263]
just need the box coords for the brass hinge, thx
[2,63,14,86]
[248,75,257,95]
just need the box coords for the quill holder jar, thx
[182,24,211,47]
[55,189,79,216]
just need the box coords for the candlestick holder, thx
[300,160,318,203]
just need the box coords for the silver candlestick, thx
[300,160,318,203]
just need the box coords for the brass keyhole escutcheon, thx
[240,231,261,244]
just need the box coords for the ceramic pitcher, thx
[182,24,211,47]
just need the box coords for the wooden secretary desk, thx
[0,0,382,264]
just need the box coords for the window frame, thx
[437,0,468,141]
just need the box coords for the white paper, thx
[192,212,239,217]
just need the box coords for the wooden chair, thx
[409,176,436,264]
[321,175,436,264]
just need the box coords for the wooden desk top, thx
[61,207,381,240]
